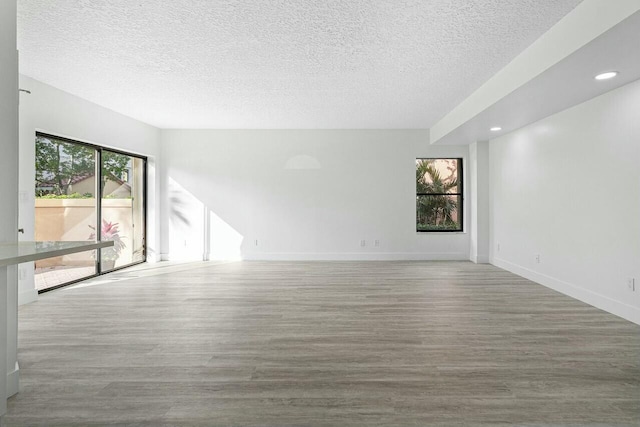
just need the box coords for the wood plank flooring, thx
[6,261,640,426]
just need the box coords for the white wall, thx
[1,0,19,415]
[489,79,640,325]
[469,141,490,263]
[160,130,469,261]
[18,75,162,305]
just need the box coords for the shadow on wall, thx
[168,178,244,261]
[167,154,322,261]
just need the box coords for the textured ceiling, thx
[17,0,582,129]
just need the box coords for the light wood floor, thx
[6,261,640,426]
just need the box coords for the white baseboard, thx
[241,252,469,261]
[493,257,640,325]
[477,255,490,264]
[18,289,38,306]
[6,362,19,397]
[470,254,490,264]
[163,252,470,262]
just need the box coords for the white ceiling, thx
[17,0,582,129]
[432,10,640,145]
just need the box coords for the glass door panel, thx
[100,151,146,272]
[34,135,98,291]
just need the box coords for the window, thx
[416,158,463,232]
[35,132,147,291]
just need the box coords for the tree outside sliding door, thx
[100,150,146,272]
[34,133,147,291]
[34,135,99,290]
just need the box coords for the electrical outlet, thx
[374,240,380,247]
[254,239,259,246]
[535,254,540,264]
[360,240,366,247]
[628,278,635,292]
[497,243,501,252]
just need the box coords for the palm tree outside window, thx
[416,158,463,232]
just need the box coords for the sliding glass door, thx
[34,135,98,290]
[34,133,147,291]
[100,151,146,272]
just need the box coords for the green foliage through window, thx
[416,158,462,232]
[37,192,94,199]
[35,134,131,197]
[36,136,95,196]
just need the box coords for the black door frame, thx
[36,132,148,293]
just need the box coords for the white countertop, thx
[0,241,114,267]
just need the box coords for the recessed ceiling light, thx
[490,127,502,132]
[595,71,618,80]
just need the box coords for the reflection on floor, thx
[35,261,220,292]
